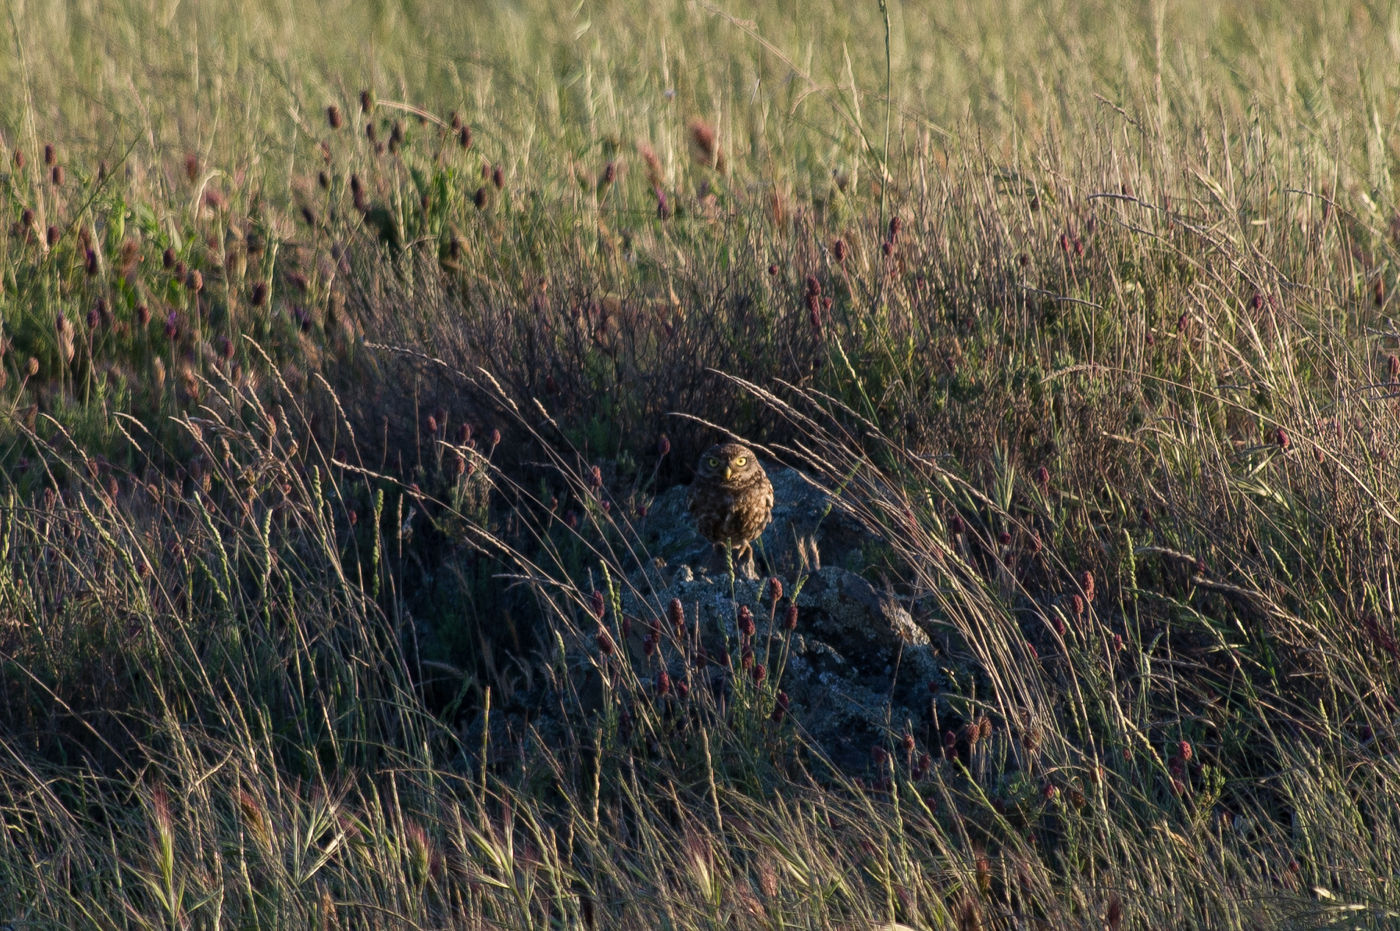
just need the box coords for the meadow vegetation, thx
[1,0,1399,926]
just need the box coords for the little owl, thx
[687,442,774,575]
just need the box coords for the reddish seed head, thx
[658,433,670,457]
[51,165,63,186]
[84,249,98,276]
[492,165,504,190]
[997,530,1012,547]
[949,514,965,535]
[426,415,438,434]
[737,605,755,638]
[46,225,59,247]
[12,149,23,170]
[656,670,671,697]
[1178,740,1193,763]
[832,238,847,263]
[901,733,916,755]
[668,598,685,634]
[1034,464,1050,488]
[1079,570,1096,600]
[589,465,603,489]
[43,143,55,166]
[327,105,343,129]
[164,311,178,340]
[767,263,779,276]
[752,663,766,684]
[768,577,782,603]
[359,90,373,113]
[1070,593,1085,618]
[771,691,790,722]
[162,247,175,269]
[474,186,488,210]
[783,603,798,631]
[595,625,614,655]
[1274,427,1290,450]
[458,125,472,149]
[882,240,893,257]
[589,590,606,620]
[187,269,203,293]
[86,306,99,329]
[888,215,901,241]
[490,428,501,447]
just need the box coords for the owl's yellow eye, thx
[707,457,720,468]
[734,456,747,466]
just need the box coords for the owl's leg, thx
[733,542,760,580]
[708,542,731,574]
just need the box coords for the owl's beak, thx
[723,466,732,481]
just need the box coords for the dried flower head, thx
[687,118,719,169]
[782,603,798,631]
[737,605,755,638]
[639,143,663,190]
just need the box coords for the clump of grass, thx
[1,0,1400,924]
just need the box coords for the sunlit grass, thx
[1,0,1399,926]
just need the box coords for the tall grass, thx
[1,0,1399,925]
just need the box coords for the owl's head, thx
[696,442,762,484]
